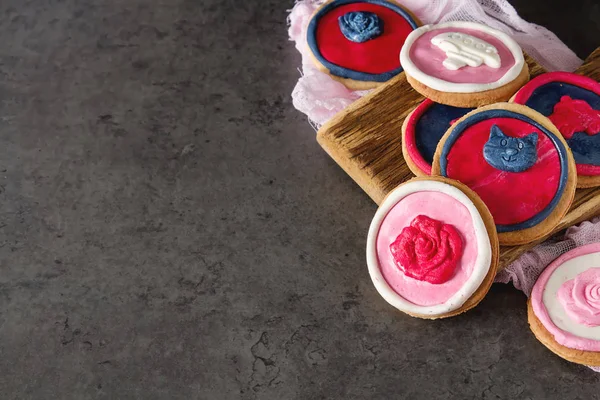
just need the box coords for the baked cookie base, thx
[309,52,383,91]
[406,62,530,108]
[527,299,600,366]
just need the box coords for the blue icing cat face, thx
[338,11,383,43]
[483,125,538,172]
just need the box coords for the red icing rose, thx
[389,215,463,284]
[548,95,600,139]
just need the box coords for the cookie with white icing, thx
[306,0,420,90]
[400,22,529,107]
[512,72,600,188]
[431,103,577,245]
[366,176,499,319]
[528,242,600,366]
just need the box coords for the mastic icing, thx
[338,11,383,43]
[307,0,419,82]
[549,96,600,139]
[565,134,600,176]
[483,125,538,173]
[389,215,463,284]
[366,180,492,316]
[400,22,524,93]
[439,109,569,233]
[431,32,501,70]
[531,243,600,351]
[557,268,600,327]
[512,72,600,176]
[409,27,513,84]
[404,99,473,175]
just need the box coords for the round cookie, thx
[528,242,600,366]
[402,99,474,175]
[399,22,529,107]
[366,176,499,319]
[306,0,420,90]
[511,72,600,188]
[431,103,577,246]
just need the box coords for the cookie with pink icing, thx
[366,176,499,319]
[529,242,600,366]
[399,21,529,107]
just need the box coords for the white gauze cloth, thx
[288,0,583,127]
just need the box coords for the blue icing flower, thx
[338,11,383,43]
[483,125,538,172]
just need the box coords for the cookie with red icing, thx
[399,22,529,107]
[431,103,577,246]
[402,99,474,175]
[528,242,600,366]
[512,72,600,188]
[366,176,499,319]
[306,0,420,90]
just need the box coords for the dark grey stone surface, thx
[0,0,599,399]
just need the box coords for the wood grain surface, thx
[317,48,600,269]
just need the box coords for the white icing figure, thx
[431,32,501,70]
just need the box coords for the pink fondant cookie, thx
[529,242,600,366]
[431,103,577,246]
[400,22,529,107]
[511,72,600,188]
[366,176,499,319]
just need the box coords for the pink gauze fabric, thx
[496,218,600,297]
[287,0,583,127]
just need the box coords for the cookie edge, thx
[370,176,499,319]
[406,62,530,107]
[527,299,600,366]
[306,0,422,90]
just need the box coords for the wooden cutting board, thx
[317,48,600,269]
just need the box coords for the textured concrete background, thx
[0,0,599,399]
